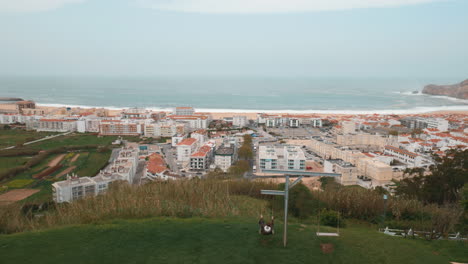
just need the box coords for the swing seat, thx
[316,232,340,237]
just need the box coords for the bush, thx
[319,209,344,228]
[273,182,322,219]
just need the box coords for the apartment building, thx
[166,115,209,130]
[308,137,397,185]
[174,107,195,116]
[190,144,213,170]
[257,114,322,128]
[341,121,357,134]
[0,114,41,124]
[232,115,248,127]
[401,117,449,132]
[52,175,106,203]
[176,138,198,162]
[121,108,150,119]
[37,119,77,132]
[172,134,187,147]
[145,122,185,137]
[336,133,398,149]
[76,117,101,133]
[191,129,208,145]
[52,147,139,203]
[258,145,306,172]
[214,143,236,172]
[100,120,143,136]
[384,145,423,167]
[324,159,358,185]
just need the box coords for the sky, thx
[0,0,467,79]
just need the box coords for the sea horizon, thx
[1,75,467,114]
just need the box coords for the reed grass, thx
[0,179,277,234]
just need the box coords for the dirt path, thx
[70,153,80,163]
[0,189,39,205]
[55,166,77,178]
[48,154,66,167]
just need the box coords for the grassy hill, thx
[0,217,466,264]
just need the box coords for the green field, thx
[74,151,111,177]
[4,179,34,188]
[0,218,466,264]
[29,133,117,150]
[0,129,57,148]
[0,157,29,172]
[0,131,115,203]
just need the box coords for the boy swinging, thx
[258,214,274,235]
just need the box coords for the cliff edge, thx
[422,79,468,100]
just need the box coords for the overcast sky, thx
[0,0,467,78]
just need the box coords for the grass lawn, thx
[0,218,466,264]
[0,129,56,148]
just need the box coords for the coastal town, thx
[0,98,467,203]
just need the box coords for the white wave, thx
[426,94,468,104]
[398,91,423,96]
[394,91,468,103]
[37,103,468,115]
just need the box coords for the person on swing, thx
[258,214,274,235]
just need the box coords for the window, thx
[72,186,83,200]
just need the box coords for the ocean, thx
[0,76,467,114]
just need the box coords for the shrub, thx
[319,209,344,228]
[273,182,322,219]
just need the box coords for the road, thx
[2,131,72,150]
[133,160,147,185]
[160,144,180,175]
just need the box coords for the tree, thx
[395,149,468,204]
[273,182,320,219]
[389,130,399,136]
[243,134,252,145]
[238,146,253,160]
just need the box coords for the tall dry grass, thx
[0,179,277,234]
[313,186,463,234]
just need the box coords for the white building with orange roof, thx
[190,144,214,170]
[99,120,143,136]
[176,137,199,162]
[166,115,209,130]
[384,145,423,167]
[171,134,187,147]
[173,107,194,116]
[191,129,208,145]
[145,153,172,180]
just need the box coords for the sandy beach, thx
[35,104,468,119]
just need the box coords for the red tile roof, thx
[146,153,167,174]
[177,138,197,146]
[385,145,418,158]
[40,119,76,122]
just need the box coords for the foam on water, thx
[37,103,468,115]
